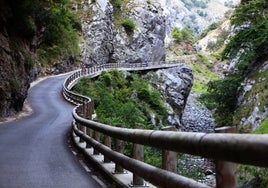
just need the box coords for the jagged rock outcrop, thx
[79,0,166,65]
[146,64,193,128]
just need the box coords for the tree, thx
[200,74,242,126]
[223,0,268,73]
[171,27,193,43]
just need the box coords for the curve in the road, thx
[0,74,103,188]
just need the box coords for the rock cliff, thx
[78,0,166,65]
[0,1,38,117]
[145,64,193,128]
[77,0,196,128]
[234,61,268,131]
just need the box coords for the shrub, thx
[121,18,136,35]
[172,27,193,43]
[110,0,122,13]
[254,117,268,134]
[222,0,268,73]
[200,74,242,126]
[72,70,168,128]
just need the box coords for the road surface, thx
[0,74,103,188]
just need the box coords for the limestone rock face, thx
[80,0,166,65]
[235,62,268,130]
[158,0,241,35]
[152,64,194,128]
[80,0,114,65]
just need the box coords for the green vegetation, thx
[177,154,205,181]
[110,0,136,36]
[4,0,80,67]
[198,22,221,39]
[171,27,194,43]
[121,18,136,35]
[222,0,268,73]
[207,1,268,185]
[254,118,268,134]
[234,69,268,130]
[238,114,268,188]
[110,0,124,13]
[200,74,242,127]
[72,70,168,128]
[202,0,268,127]
[72,70,170,168]
[206,29,229,52]
[238,165,268,188]
[36,0,81,66]
[188,54,219,93]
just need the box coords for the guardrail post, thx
[85,127,92,148]
[162,126,177,173]
[85,101,93,148]
[83,102,87,119]
[93,131,100,155]
[132,143,145,186]
[114,125,125,173]
[77,122,84,143]
[104,135,111,163]
[87,101,94,120]
[215,126,237,188]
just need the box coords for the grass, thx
[254,117,268,134]
[187,55,219,93]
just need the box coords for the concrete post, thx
[162,126,177,173]
[93,131,100,155]
[215,126,237,188]
[78,123,85,143]
[83,103,87,119]
[115,126,125,173]
[104,135,111,163]
[132,143,145,186]
[86,102,93,120]
[85,127,92,148]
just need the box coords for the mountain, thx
[158,0,240,37]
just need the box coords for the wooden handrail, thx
[63,62,268,188]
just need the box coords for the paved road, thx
[0,74,102,188]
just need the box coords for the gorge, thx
[2,0,268,186]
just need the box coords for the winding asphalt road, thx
[0,74,102,188]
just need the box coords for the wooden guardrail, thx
[62,62,268,188]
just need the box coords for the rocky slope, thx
[158,0,240,37]
[234,60,268,132]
